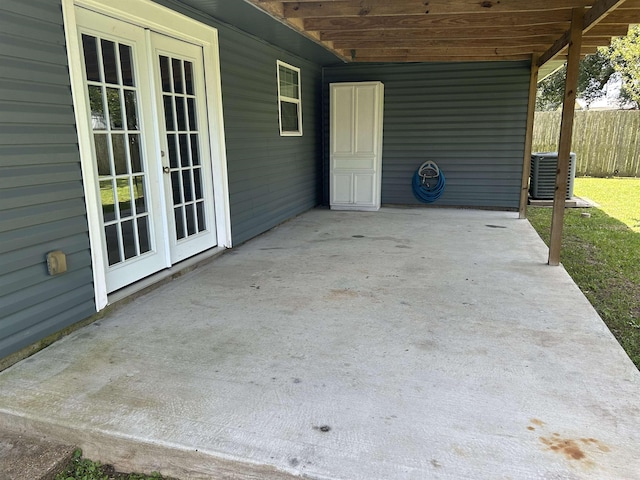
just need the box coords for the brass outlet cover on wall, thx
[46,250,67,276]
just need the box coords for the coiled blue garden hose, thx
[412,160,446,203]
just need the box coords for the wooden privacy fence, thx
[533,110,640,177]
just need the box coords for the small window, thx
[277,61,302,136]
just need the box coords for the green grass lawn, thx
[575,177,640,232]
[527,177,640,369]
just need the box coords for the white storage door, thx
[330,82,384,211]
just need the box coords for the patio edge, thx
[0,412,304,480]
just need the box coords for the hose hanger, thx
[412,160,446,203]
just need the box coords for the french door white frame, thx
[62,0,231,311]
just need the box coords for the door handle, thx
[163,166,170,174]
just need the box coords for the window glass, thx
[277,61,302,136]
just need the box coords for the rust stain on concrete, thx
[540,436,586,460]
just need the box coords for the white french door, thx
[151,33,217,264]
[75,8,217,293]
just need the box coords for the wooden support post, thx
[519,54,540,219]
[548,8,584,266]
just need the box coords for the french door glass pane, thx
[172,58,184,94]
[94,134,110,175]
[133,176,147,213]
[106,87,124,129]
[124,90,138,129]
[112,134,127,174]
[174,207,185,239]
[138,217,151,254]
[119,44,134,86]
[82,33,152,266]
[101,39,118,84]
[129,134,142,172]
[187,98,196,129]
[176,97,187,131]
[105,224,120,265]
[184,61,194,95]
[100,179,115,222]
[116,178,132,217]
[159,54,207,240]
[88,86,106,130]
[163,96,174,130]
[122,220,136,259]
[82,35,100,82]
[190,135,200,165]
[185,204,196,235]
[159,56,171,92]
[167,134,178,168]
[179,134,189,167]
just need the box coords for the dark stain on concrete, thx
[539,433,611,463]
[540,436,586,460]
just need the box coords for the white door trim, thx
[62,0,231,311]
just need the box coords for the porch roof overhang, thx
[243,0,640,75]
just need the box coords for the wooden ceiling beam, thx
[538,0,628,66]
[336,43,607,60]
[350,53,533,62]
[304,11,573,31]
[318,23,626,41]
[582,36,614,45]
[282,0,597,17]
[343,45,598,59]
[320,25,571,41]
[284,1,430,18]
[597,8,640,21]
[344,46,550,58]
[333,39,612,51]
[584,23,630,36]
[349,53,595,63]
[332,36,566,49]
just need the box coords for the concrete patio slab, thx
[1,208,639,479]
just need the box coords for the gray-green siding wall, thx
[323,62,531,208]
[0,0,324,360]
[0,0,96,359]
[217,26,323,245]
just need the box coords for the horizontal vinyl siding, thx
[323,62,530,208]
[0,0,95,359]
[218,28,322,244]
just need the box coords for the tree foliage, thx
[609,25,640,107]
[536,25,640,111]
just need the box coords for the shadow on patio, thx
[1,208,639,479]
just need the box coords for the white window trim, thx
[276,60,303,136]
[62,0,232,311]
